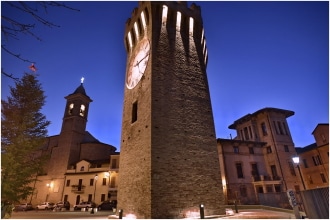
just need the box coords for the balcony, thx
[71,185,85,194]
[252,175,281,182]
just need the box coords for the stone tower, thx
[117,2,224,218]
[47,82,93,176]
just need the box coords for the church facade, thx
[29,83,118,206]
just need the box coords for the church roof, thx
[82,131,101,143]
[73,83,87,96]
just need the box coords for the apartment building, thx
[296,124,329,190]
[217,107,303,204]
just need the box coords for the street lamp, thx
[292,156,306,190]
[91,174,98,214]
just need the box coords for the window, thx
[88,194,92,202]
[66,180,70,187]
[271,165,278,179]
[303,159,308,168]
[236,163,244,178]
[176,12,181,30]
[233,146,239,154]
[189,17,194,35]
[64,195,68,202]
[266,185,273,192]
[111,159,117,169]
[312,155,322,166]
[244,127,249,140]
[68,103,74,115]
[90,179,94,186]
[261,122,268,136]
[277,121,284,134]
[248,126,253,139]
[288,162,296,176]
[128,31,133,48]
[78,179,83,191]
[134,22,139,39]
[284,145,289,152]
[249,147,254,154]
[110,176,116,188]
[132,101,138,123]
[320,173,327,183]
[273,121,278,134]
[80,166,84,171]
[257,186,263,193]
[101,194,106,202]
[274,185,281,192]
[162,5,168,25]
[79,104,85,116]
[102,178,106,185]
[267,146,272,154]
[141,11,147,29]
[251,163,259,178]
[283,122,288,135]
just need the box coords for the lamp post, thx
[292,156,306,190]
[91,174,98,214]
[105,171,111,200]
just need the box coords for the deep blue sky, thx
[1,1,329,151]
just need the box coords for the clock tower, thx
[118,2,224,218]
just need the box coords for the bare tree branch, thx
[1,1,80,80]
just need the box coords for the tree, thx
[1,1,79,80]
[1,73,50,203]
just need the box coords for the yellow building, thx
[62,154,119,207]
[296,124,329,190]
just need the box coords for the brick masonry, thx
[118,2,225,218]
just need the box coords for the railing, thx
[252,175,281,182]
[71,185,85,194]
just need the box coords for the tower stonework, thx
[118,1,224,218]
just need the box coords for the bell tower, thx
[61,81,92,134]
[47,80,92,176]
[118,2,224,218]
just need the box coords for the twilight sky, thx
[1,1,329,151]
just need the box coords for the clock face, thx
[126,38,150,89]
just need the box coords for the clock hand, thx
[134,52,150,67]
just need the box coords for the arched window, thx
[141,11,147,29]
[134,22,140,40]
[176,11,181,31]
[80,166,84,171]
[162,5,168,25]
[189,17,194,35]
[80,104,85,116]
[68,103,74,115]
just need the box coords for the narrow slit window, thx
[134,22,139,39]
[162,5,168,25]
[201,29,204,44]
[132,101,138,123]
[176,12,181,30]
[128,31,133,48]
[204,49,208,65]
[141,11,147,28]
[189,17,194,35]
